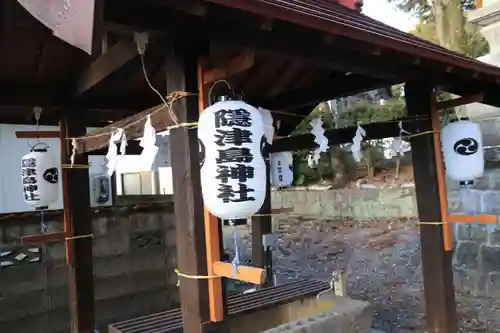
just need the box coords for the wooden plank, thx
[203,52,255,85]
[212,262,266,284]
[168,43,210,333]
[447,215,498,224]
[405,81,457,333]
[431,95,453,251]
[74,38,138,97]
[61,109,96,333]
[198,58,227,323]
[21,231,66,244]
[15,131,60,139]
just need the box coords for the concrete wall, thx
[0,124,174,213]
[0,200,178,333]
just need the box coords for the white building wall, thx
[0,124,173,213]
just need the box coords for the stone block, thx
[459,190,483,213]
[455,224,488,242]
[93,230,130,258]
[445,190,465,213]
[95,274,134,300]
[486,272,500,298]
[0,290,49,322]
[488,227,500,245]
[0,312,50,333]
[0,265,47,295]
[94,255,131,278]
[130,248,166,273]
[271,190,283,209]
[482,191,500,214]
[488,169,500,189]
[453,241,479,269]
[481,245,500,273]
[453,268,479,295]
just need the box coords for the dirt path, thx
[223,218,500,332]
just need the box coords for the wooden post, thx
[198,58,228,324]
[405,82,457,333]
[251,158,272,274]
[168,43,210,333]
[60,111,96,333]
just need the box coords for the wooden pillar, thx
[168,43,210,333]
[198,59,229,326]
[251,158,272,272]
[405,82,457,333]
[60,111,96,333]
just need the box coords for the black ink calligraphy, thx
[217,183,255,203]
[216,148,253,163]
[216,164,255,183]
[215,128,252,147]
[214,109,252,128]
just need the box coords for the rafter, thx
[73,38,138,97]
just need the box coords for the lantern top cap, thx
[30,142,49,152]
[215,93,243,103]
[449,116,471,123]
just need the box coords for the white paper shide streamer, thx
[351,124,366,162]
[308,118,328,167]
[258,107,275,145]
[390,121,410,158]
[21,144,59,209]
[198,98,267,220]
[105,129,124,176]
[139,115,159,171]
[441,118,484,185]
[271,152,294,187]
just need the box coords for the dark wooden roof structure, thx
[2,0,500,136]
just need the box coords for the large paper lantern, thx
[270,152,294,187]
[198,96,267,220]
[441,118,484,185]
[21,145,59,209]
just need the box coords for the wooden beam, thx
[15,131,60,139]
[60,109,96,333]
[435,93,483,110]
[261,73,390,110]
[168,44,210,333]
[270,118,421,153]
[405,82,457,333]
[203,52,255,84]
[74,38,138,97]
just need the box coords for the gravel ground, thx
[223,218,500,333]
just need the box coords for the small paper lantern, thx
[441,118,484,185]
[198,96,267,220]
[270,152,294,187]
[21,145,59,209]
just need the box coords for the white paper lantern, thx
[271,152,294,187]
[21,145,59,209]
[441,118,484,184]
[198,97,267,220]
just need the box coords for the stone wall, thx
[0,199,178,333]
[449,169,500,297]
[271,185,418,220]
